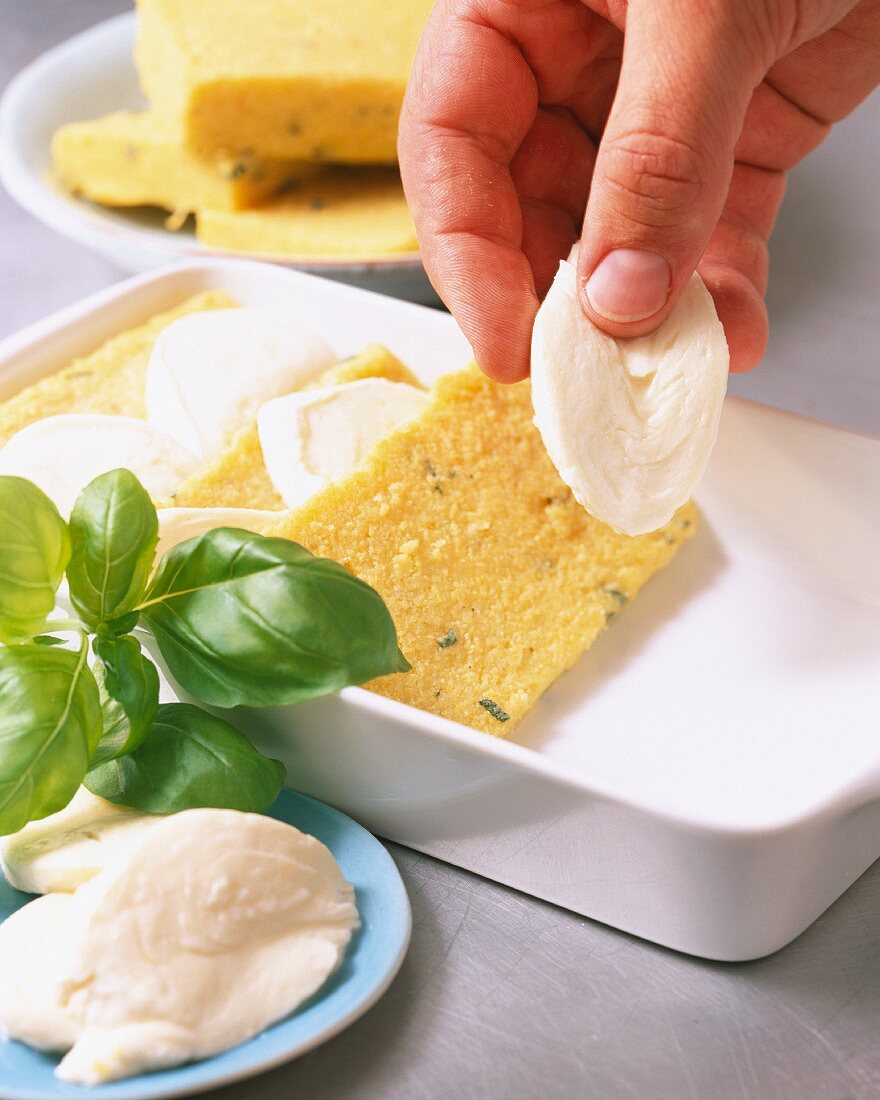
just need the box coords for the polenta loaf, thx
[135,0,432,163]
[267,366,698,735]
[51,112,301,217]
[196,169,418,258]
[0,292,235,447]
[171,345,422,510]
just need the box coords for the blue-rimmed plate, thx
[0,789,411,1099]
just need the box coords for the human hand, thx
[399,0,880,380]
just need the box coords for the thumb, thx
[578,0,768,334]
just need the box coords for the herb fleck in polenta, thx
[479,698,510,723]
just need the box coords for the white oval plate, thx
[0,12,436,304]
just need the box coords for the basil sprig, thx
[0,469,409,834]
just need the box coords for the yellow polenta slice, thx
[304,349,420,393]
[52,112,302,217]
[170,345,421,510]
[196,169,418,259]
[267,365,698,736]
[0,292,235,447]
[135,0,432,163]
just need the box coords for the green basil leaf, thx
[32,635,66,647]
[67,469,158,634]
[0,476,70,644]
[0,643,102,834]
[85,702,285,814]
[90,635,160,767]
[139,529,410,708]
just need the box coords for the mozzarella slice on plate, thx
[531,259,728,535]
[258,378,430,508]
[145,309,336,460]
[0,413,199,517]
[156,507,281,560]
[0,893,81,1052]
[0,787,159,895]
[0,809,359,1086]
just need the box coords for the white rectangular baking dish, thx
[1,259,878,962]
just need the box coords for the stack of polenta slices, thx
[51,0,432,259]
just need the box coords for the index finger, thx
[398,0,539,381]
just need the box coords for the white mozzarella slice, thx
[531,259,728,535]
[257,378,430,508]
[0,414,199,518]
[0,787,159,895]
[0,893,81,1051]
[145,309,336,459]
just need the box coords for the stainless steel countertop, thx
[1,3,879,1097]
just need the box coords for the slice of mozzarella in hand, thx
[145,309,337,460]
[531,260,729,535]
[0,414,199,517]
[0,787,159,894]
[258,378,430,508]
[156,507,281,560]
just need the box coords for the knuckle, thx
[600,129,707,226]
[712,219,771,293]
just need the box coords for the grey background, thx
[1,3,879,1097]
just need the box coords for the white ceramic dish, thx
[0,12,436,305]
[0,259,878,963]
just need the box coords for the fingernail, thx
[584,249,671,323]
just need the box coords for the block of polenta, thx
[170,345,421,510]
[135,0,432,163]
[0,292,235,447]
[195,169,418,259]
[266,366,698,736]
[52,112,302,217]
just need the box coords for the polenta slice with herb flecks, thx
[169,344,422,510]
[52,112,303,219]
[0,292,236,446]
[304,345,422,392]
[196,168,417,259]
[267,364,698,736]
